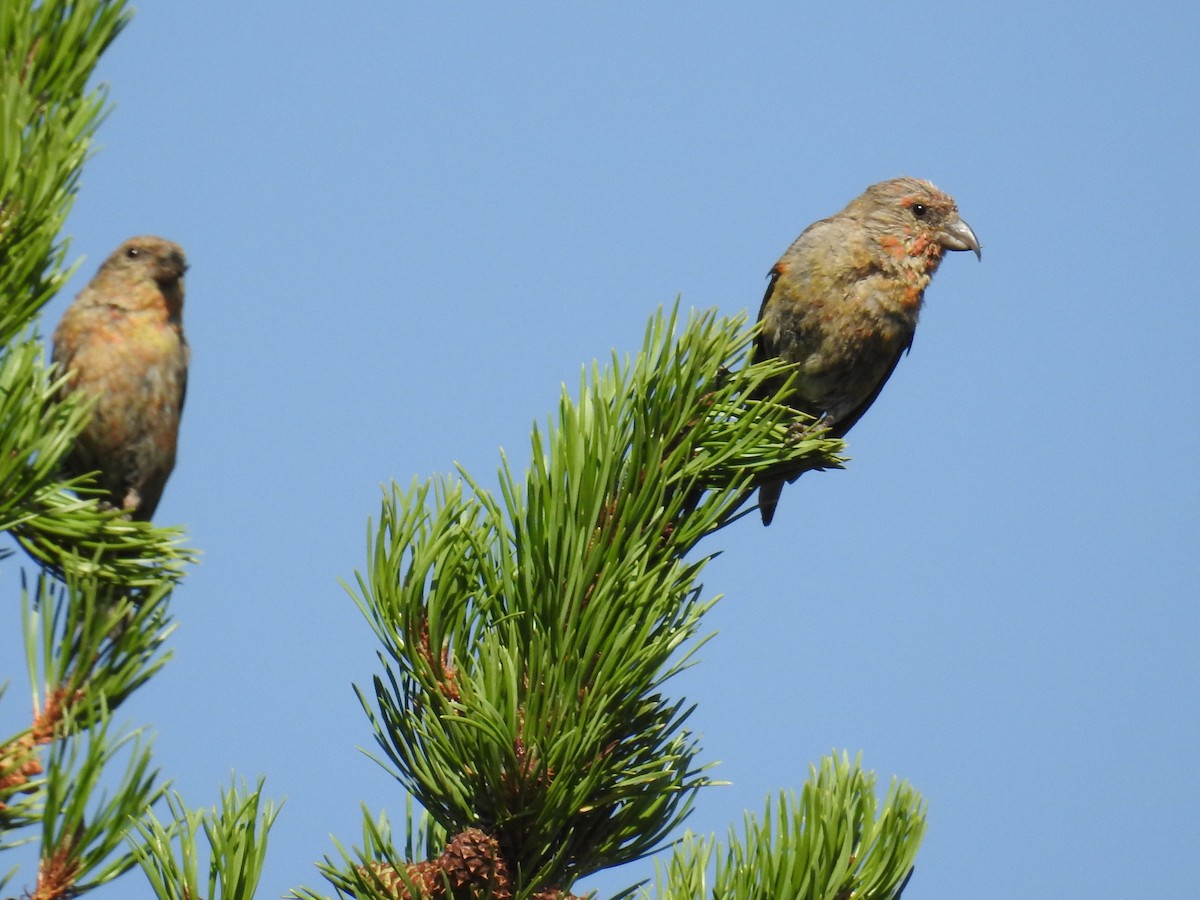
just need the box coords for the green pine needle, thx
[345,303,846,896]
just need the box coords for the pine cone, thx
[360,860,442,899]
[440,828,512,900]
[359,829,512,900]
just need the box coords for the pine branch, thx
[128,778,282,900]
[1,3,204,897]
[655,752,926,900]
[319,304,845,899]
[0,0,131,347]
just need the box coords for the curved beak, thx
[939,216,981,260]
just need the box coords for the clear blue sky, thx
[3,2,1198,897]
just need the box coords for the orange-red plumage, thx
[52,236,189,520]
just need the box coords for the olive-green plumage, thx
[755,177,979,525]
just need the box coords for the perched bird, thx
[52,236,189,520]
[754,177,979,525]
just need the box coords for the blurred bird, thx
[754,177,979,525]
[52,236,189,520]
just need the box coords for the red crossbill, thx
[754,177,979,525]
[52,236,189,521]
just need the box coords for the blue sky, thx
[3,2,1199,897]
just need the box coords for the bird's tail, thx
[758,480,784,526]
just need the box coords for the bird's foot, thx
[783,419,819,444]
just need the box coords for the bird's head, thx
[91,235,188,318]
[104,236,189,288]
[853,177,981,267]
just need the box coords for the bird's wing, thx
[752,264,784,363]
[179,347,189,417]
[826,338,911,439]
[754,216,840,356]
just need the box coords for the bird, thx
[52,235,189,521]
[754,177,979,525]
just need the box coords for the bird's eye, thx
[911,203,928,218]
[125,247,140,258]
